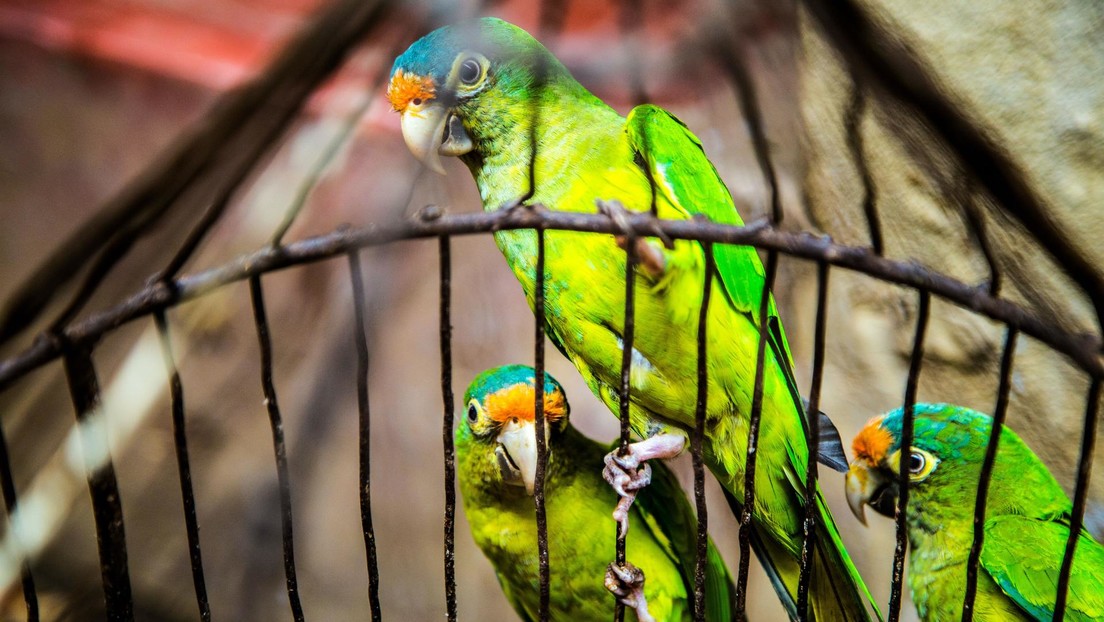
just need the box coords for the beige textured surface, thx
[797,0,1104,615]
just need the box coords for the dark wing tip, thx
[808,404,849,473]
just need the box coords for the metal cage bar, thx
[1054,378,1102,619]
[348,251,383,621]
[0,2,1101,617]
[734,249,780,615]
[887,291,931,622]
[248,276,306,622]
[533,229,552,622]
[0,395,38,621]
[960,327,1018,620]
[691,243,716,622]
[438,236,458,622]
[154,311,212,622]
[797,261,830,616]
[62,345,134,622]
[842,78,883,256]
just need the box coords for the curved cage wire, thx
[0,0,1100,621]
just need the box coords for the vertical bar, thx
[843,77,883,255]
[614,229,640,622]
[62,345,134,622]
[691,243,716,622]
[797,262,830,617]
[960,328,1017,621]
[618,0,648,106]
[888,291,930,622]
[960,194,1001,297]
[438,237,458,622]
[1053,377,1101,620]
[347,251,382,621]
[533,230,551,622]
[719,46,783,225]
[0,405,38,621]
[248,276,305,622]
[154,311,211,622]
[735,249,779,615]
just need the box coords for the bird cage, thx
[0,0,1099,620]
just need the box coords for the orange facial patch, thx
[484,384,567,425]
[852,417,894,464]
[387,70,436,113]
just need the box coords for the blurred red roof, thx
[0,0,324,88]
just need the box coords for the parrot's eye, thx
[459,59,481,85]
[907,452,925,474]
[467,402,479,423]
[903,448,938,481]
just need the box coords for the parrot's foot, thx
[596,199,667,279]
[605,562,656,622]
[603,434,687,536]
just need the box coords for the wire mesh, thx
[0,0,1100,620]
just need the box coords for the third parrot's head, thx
[457,365,571,496]
[387,17,584,174]
[844,403,1044,531]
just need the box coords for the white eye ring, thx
[467,401,479,423]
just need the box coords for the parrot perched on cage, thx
[456,365,736,622]
[390,18,877,620]
[845,403,1104,621]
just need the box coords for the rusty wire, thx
[797,261,830,615]
[888,291,931,622]
[691,243,715,622]
[62,345,133,621]
[248,276,305,622]
[960,327,1018,620]
[532,229,552,620]
[154,311,211,621]
[438,235,458,622]
[734,250,779,616]
[0,414,36,621]
[1054,377,1102,619]
[348,251,383,621]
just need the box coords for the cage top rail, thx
[0,206,1100,394]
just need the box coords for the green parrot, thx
[845,403,1104,621]
[390,18,876,620]
[457,365,736,621]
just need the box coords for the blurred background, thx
[0,0,1100,620]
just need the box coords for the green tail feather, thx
[721,488,881,621]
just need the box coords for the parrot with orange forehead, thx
[846,403,1104,621]
[391,18,876,619]
[456,365,735,621]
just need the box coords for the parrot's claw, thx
[604,452,652,537]
[596,199,666,279]
[605,562,656,622]
[602,434,687,536]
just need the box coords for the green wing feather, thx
[982,515,1104,622]
[632,447,736,621]
[624,104,793,363]
[626,104,877,621]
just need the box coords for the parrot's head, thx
[387,17,585,175]
[845,403,1012,530]
[457,365,571,496]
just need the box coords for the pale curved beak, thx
[845,459,878,526]
[400,103,473,176]
[845,459,901,525]
[496,419,539,495]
